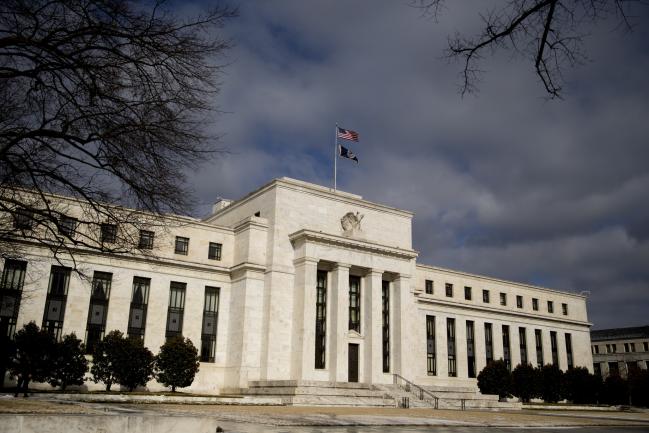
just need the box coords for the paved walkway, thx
[1,394,649,428]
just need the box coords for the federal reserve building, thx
[1,177,594,405]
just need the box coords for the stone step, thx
[283,395,395,407]
[242,386,389,398]
[248,380,371,390]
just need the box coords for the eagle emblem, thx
[341,211,364,234]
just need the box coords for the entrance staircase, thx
[241,376,522,409]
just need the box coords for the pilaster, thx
[364,269,384,383]
[330,263,350,382]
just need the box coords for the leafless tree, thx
[0,0,236,269]
[416,0,647,98]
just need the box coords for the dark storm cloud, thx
[181,1,649,329]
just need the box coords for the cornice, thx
[289,229,418,261]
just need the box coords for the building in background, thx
[591,326,649,378]
[1,177,594,394]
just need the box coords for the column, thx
[542,329,553,366]
[473,318,486,375]
[557,331,568,371]
[511,324,521,368]
[392,274,411,376]
[436,315,448,378]
[330,263,350,382]
[456,317,468,378]
[492,322,504,361]
[364,269,383,383]
[291,257,318,380]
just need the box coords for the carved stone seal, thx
[341,211,364,234]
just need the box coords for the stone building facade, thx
[591,326,649,378]
[0,177,593,393]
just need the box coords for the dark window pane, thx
[208,242,222,260]
[175,236,189,255]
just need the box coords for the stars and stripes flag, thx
[337,127,359,142]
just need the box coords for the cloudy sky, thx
[180,1,649,330]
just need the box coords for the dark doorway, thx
[348,343,359,382]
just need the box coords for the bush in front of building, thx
[48,333,88,391]
[511,363,539,402]
[90,330,124,391]
[628,369,649,408]
[0,334,16,389]
[155,336,200,392]
[10,322,55,384]
[477,359,512,399]
[562,366,601,404]
[116,337,154,392]
[539,364,563,403]
[602,374,628,405]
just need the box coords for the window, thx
[447,318,456,377]
[208,242,222,260]
[612,344,617,353]
[482,289,490,303]
[464,286,472,300]
[606,344,611,353]
[348,275,361,333]
[535,329,543,367]
[138,230,154,249]
[630,343,636,352]
[593,363,602,377]
[499,292,507,306]
[426,315,436,375]
[608,361,619,376]
[0,260,27,338]
[174,236,189,255]
[166,282,186,338]
[485,323,493,364]
[382,280,390,373]
[127,277,150,339]
[85,271,112,353]
[532,298,539,311]
[42,266,71,340]
[594,345,600,354]
[565,333,573,369]
[550,331,558,365]
[547,301,554,313]
[445,283,453,297]
[519,327,528,365]
[100,223,117,243]
[466,321,476,378]
[13,209,34,230]
[502,325,511,371]
[562,303,568,316]
[624,343,630,353]
[200,286,220,363]
[58,216,77,238]
[644,342,648,352]
[315,271,327,369]
[516,295,523,309]
[425,279,433,294]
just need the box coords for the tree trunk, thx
[172,385,176,392]
[106,382,111,391]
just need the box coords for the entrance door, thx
[348,343,359,382]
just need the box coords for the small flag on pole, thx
[337,127,359,142]
[339,144,358,163]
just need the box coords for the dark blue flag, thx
[339,145,358,163]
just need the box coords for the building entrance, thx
[348,343,359,382]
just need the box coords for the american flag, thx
[337,127,359,142]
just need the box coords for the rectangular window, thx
[348,275,361,333]
[445,283,453,297]
[426,315,436,375]
[644,342,648,352]
[482,289,490,303]
[382,280,390,373]
[466,320,476,378]
[58,215,77,238]
[608,361,619,376]
[550,331,558,365]
[42,266,71,340]
[315,271,327,369]
[208,242,222,260]
[447,318,456,377]
[485,323,493,364]
[425,279,433,294]
[612,343,617,353]
[127,277,150,339]
[624,343,630,353]
[502,325,511,371]
[630,343,635,352]
[200,286,220,363]
[138,230,154,249]
[593,363,602,377]
[85,271,112,353]
[532,298,539,311]
[565,333,573,369]
[547,301,554,313]
[516,295,523,309]
[535,329,543,367]
[606,344,611,353]
[166,282,186,338]
[499,292,506,306]
[174,236,189,255]
[464,286,472,300]
[562,303,568,316]
[594,345,600,354]
[519,327,528,364]
[13,208,34,230]
[100,223,117,243]
[0,260,27,338]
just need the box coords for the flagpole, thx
[334,123,338,191]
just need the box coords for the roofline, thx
[416,263,588,299]
[205,177,414,222]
